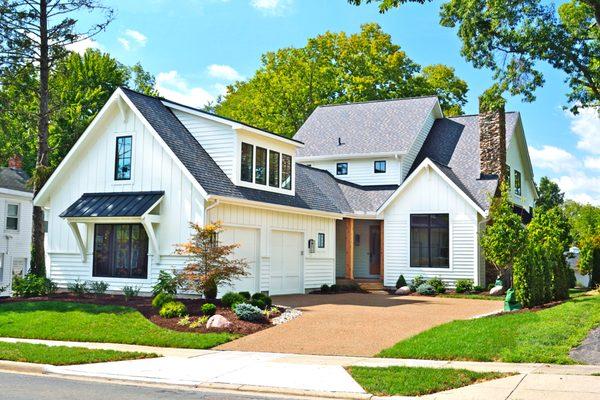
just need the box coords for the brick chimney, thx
[479,102,506,179]
[7,154,23,170]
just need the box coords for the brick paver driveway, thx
[217,292,503,356]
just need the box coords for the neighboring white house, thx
[34,87,537,295]
[0,157,33,296]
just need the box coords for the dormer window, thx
[269,151,280,188]
[115,136,132,181]
[241,142,253,183]
[255,147,267,185]
[374,160,386,173]
[282,154,292,190]
[240,142,293,191]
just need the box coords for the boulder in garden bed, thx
[395,286,411,295]
[206,314,232,329]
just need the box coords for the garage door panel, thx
[270,231,303,295]
[220,227,258,294]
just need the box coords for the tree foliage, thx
[175,222,249,299]
[215,23,468,136]
[349,0,600,112]
[579,235,600,285]
[535,177,565,213]
[564,200,600,244]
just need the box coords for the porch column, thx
[380,220,384,281]
[345,218,354,279]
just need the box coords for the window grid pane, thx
[269,151,280,188]
[241,143,253,183]
[115,136,132,180]
[336,163,348,175]
[514,170,522,196]
[255,147,267,185]
[374,160,386,173]
[281,154,292,190]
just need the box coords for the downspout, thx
[204,199,220,225]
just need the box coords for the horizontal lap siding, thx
[308,158,401,186]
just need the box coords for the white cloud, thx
[553,172,600,205]
[118,38,130,51]
[250,0,293,15]
[528,145,578,173]
[567,107,600,154]
[125,29,148,46]
[207,64,243,81]
[65,38,103,54]
[155,70,214,108]
[584,157,600,170]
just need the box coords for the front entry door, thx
[369,225,381,275]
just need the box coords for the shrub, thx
[238,291,251,300]
[395,275,407,289]
[122,285,140,301]
[233,303,264,322]
[427,277,446,294]
[330,284,339,293]
[159,301,188,318]
[251,292,272,308]
[67,279,88,297]
[88,281,109,296]
[190,315,209,328]
[201,303,217,316]
[567,268,577,288]
[321,284,330,293]
[410,275,426,291]
[221,291,247,308]
[177,315,192,326]
[416,283,436,296]
[12,274,56,297]
[472,285,484,293]
[152,292,174,309]
[152,270,178,295]
[455,279,473,294]
[251,299,266,309]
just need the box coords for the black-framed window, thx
[374,160,386,173]
[318,233,325,248]
[281,154,292,190]
[93,224,148,279]
[336,162,348,175]
[514,170,522,196]
[269,151,280,188]
[255,146,267,185]
[410,214,449,268]
[114,136,132,181]
[5,203,19,231]
[241,142,253,183]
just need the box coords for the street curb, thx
[233,384,372,399]
[0,360,49,374]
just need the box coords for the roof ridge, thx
[316,95,439,108]
[446,111,519,119]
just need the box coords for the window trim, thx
[317,233,325,248]
[114,135,133,181]
[374,160,387,174]
[409,213,450,269]
[92,223,149,280]
[5,202,20,232]
[514,170,522,196]
[336,162,348,176]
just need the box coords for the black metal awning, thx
[60,191,164,218]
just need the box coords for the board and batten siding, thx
[45,105,206,290]
[307,157,402,186]
[171,109,236,180]
[207,203,337,292]
[382,165,481,287]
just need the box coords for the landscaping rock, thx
[272,308,302,325]
[206,314,232,329]
[394,286,411,295]
[489,285,505,296]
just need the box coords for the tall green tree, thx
[348,0,600,112]
[564,200,600,244]
[0,0,113,276]
[535,177,565,213]
[215,23,468,136]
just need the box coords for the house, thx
[34,87,536,295]
[0,156,33,296]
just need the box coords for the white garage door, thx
[219,227,259,294]
[270,230,303,295]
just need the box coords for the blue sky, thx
[72,0,600,204]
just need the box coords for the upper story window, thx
[269,151,280,188]
[374,160,386,174]
[506,164,511,187]
[5,203,19,231]
[255,146,267,185]
[514,170,522,196]
[114,136,132,181]
[410,214,449,269]
[336,162,348,175]
[241,142,254,183]
[282,154,292,190]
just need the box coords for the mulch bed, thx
[0,293,281,336]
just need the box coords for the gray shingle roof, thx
[0,167,31,193]
[61,191,165,218]
[408,113,520,210]
[294,96,439,157]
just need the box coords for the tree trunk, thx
[30,0,49,277]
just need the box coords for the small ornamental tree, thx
[579,235,600,287]
[480,182,527,284]
[175,222,248,299]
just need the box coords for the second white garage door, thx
[220,227,259,294]
[270,230,303,295]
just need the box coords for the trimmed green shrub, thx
[472,285,484,293]
[395,275,407,289]
[251,292,272,308]
[88,281,109,296]
[330,284,339,293]
[455,279,473,294]
[410,275,426,291]
[159,301,188,318]
[321,284,330,293]
[416,283,436,296]
[567,268,577,288]
[152,270,178,295]
[152,292,174,309]
[122,285,140,301]
[12,274,56,298]
[201,303,217,316]
[427,277,446,294]
[233,303,263,322]
[67,279,87,297]
[221,292,247,308]
[238,291,251,300]
[251,299,266,309]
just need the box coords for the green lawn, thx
[378,294,600,364]
[0,341,155,365]
[438,293,502,301]
[0,301,235,349]
[347,366,508,396]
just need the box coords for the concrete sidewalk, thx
[2,337,599,399]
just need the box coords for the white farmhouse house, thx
[0,156,33,296]
[34,87,536,295]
